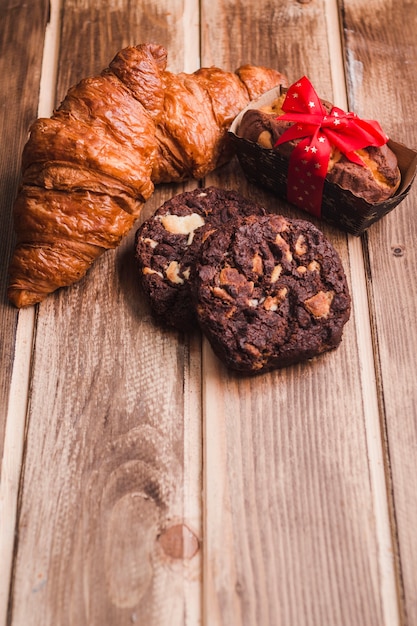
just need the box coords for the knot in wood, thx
[158,523,199,560]
[391,245,405,257]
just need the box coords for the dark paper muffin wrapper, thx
[229,87,417,236]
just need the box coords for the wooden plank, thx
[8,1,202,625]
[0,2,49,624]
[200,0,398,624]
[0,0,48,475]
[341,0,417,624]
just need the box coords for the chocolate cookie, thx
[192,214,351,373]
[134,186,265,330]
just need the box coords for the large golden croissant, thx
[8,43,287,307]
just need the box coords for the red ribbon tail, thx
[286,136,331,218]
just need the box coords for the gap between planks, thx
[0,1,62,624]
[325,0,400,624]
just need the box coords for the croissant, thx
[8,43,287,307]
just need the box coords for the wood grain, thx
[342,0,417,623]
[1,0,416,624]
[201,0,396,624]
[0,3,49,622]
[8,2,202,625]
[0,0,48,477]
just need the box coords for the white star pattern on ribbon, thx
[274,75,389,217]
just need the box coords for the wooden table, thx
[1,1,416,624]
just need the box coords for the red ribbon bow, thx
[275,76,389,217]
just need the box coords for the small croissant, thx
[8,43,287,307]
